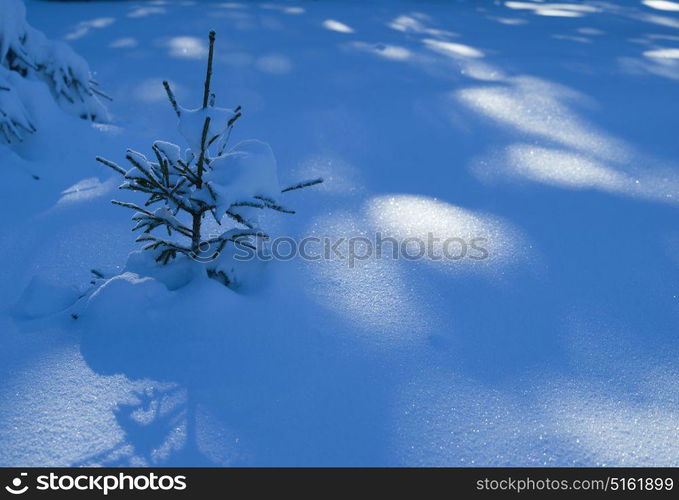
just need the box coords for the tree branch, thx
[203,30,216,109]
[163,80,181,117]
[96,156,127,176]
[281,178,324,193]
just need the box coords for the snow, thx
[206,139,280,218]
[1,0,678,467]
[0,69,36,145]
[322,19,355,34]
[12,276,82,319]
[176,104,236,152]
[643,0,679,11]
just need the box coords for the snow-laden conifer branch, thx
[90,269,105,279]
[254,195,296,214]
[95,156,126,175]
[224,210,255,229]
[132,209,194,238]
[111,201,192,237]
[162,80,180,117]
[123,152,196,215]
[281,178,324,193]
[91,87,113,102]
[0,0,110,137]
[0,79,37,144]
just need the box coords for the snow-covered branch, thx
[0,0,110,149]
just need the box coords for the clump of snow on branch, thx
[96,30,321,292]
[0,0,110,146]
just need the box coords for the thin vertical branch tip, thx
[163,80,180,117]
[202,31,216,109]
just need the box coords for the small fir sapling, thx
[97,30,322,289]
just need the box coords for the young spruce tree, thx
[96,31,321,288]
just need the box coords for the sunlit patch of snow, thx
[284,7,304,15]
[217,1,248,8]
[91,123,125,136]
[109,37,138,49]
[255,55,292,74]
[65,17,115,41]
[643,0,679,11]
[57,177,116,206]
[457,77,628,162]
[504,146,627,189]
[644,48,679,59]
[259,3,304,15]
[537,324,679,466]
[635,12,679,29]
[542,383,679,466]
[490,16,528,25]
[127,6,166,19]
[619,55,679,80]
[365,195,530,275]
[423,39,484,59]
[387,14,459,37]
[165,36,207,59]
[504,2,599,17]
[461,61,507,81]
[304,210,431,346]
[647,34,679,42]
[552,34,591,43]
[388,15,428,33]
[577,27,605,35]
[535,8,584,17]
[349,42,412,61]
[472,145,679,205]
[322,19,355,34]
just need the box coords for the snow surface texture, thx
[0,0,108,151]
[1,0,678,466]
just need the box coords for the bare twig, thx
[203,30,216,109]
[96,156,127,175]
[90,86,113,102]
[281,178,323,193]
[163,80,181,117]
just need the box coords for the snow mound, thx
[13,276,82,320]
[206,139,281,219]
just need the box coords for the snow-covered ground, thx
[1,0,678,466]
